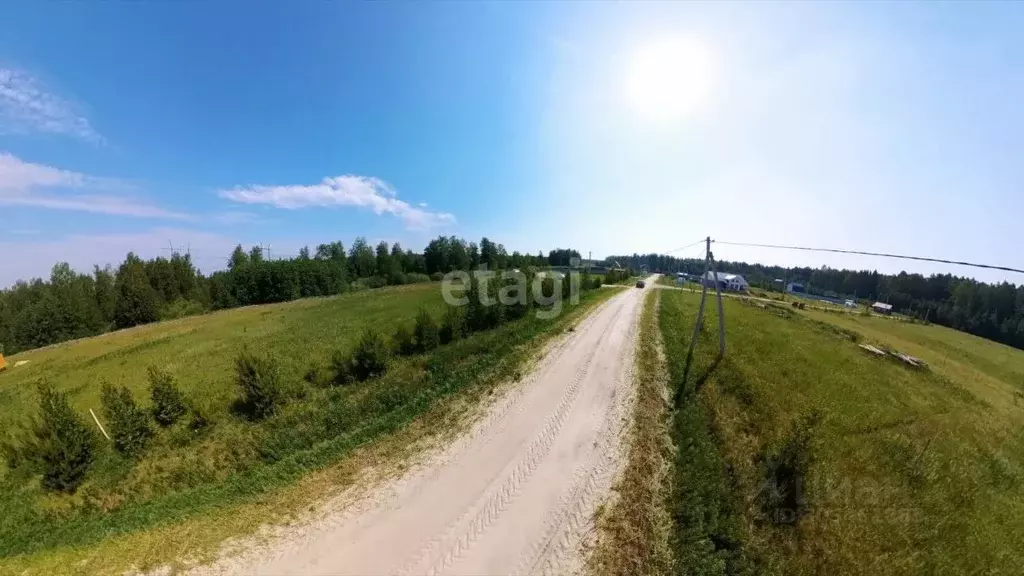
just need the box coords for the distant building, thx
[844,299,857,308]
[786,282,806,294]
[871,302,893,315]
[703,271,749,292]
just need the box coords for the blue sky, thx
[1,2,1022,286]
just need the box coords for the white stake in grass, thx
[89,408,111,441]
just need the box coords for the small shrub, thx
[329,349,355,386]
[440,306,467,344]
[487,295,506,327]
[351,329,390,381]
[30,383,97,493]
[188,398,215,432]
[148,366,187,427]
[393,323,417,356]
[303,363,323,386]
[391,272,408,285]
[414,309,440,352]
[430,272,445,282]
[158,299,206,321]
[101,382,154,457]
[465,276,493,332]
[407,273,431,284]
[234,350,284,420]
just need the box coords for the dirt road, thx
[204,278,653,576]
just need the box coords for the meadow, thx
[658,290,1024,575]
[0,282,620,573]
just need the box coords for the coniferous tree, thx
[30,383,96,493]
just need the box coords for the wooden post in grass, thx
[89,408,111,441]
[686,241,711,363]
[708,239,726,358]
[686,236,727,361]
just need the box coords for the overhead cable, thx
[715,240,1024,275]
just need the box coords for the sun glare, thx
[624,36,714,124]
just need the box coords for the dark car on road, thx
[635,280,646,288]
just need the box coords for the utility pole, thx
[709,238,726,357]
[685,236,727,362]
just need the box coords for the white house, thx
[703,271,749,292]
[871,302,893,315]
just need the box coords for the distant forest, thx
[0,236,581,356]
[609,253,1024,351]
[5,242,1020,356]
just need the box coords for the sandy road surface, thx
[201,277,654,576]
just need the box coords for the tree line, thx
[607,252,1024,351]
[0,237,589,356]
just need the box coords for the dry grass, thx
[589,289,674,576]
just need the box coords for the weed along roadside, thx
[589,289,673,576]
[657,289,1024,575]
[0,278,622,574]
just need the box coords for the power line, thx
[666,238,706,254]
[715,240,1024,275]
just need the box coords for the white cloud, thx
[0,67,102,143]
[219,175,455,230]
[0,152,190,219]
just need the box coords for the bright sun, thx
[624,36,714,124]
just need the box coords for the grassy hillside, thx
[0,283,621,572]
[0,284,445,430]
[659,290,1024,575]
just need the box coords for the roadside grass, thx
[0,284,623,574]
[659,290,1024,575]
[659,292,752,576]
[590,289,673,576]
[656,276,703,292]
[655,275,679,288]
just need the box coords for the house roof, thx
[704,271,745,282]
[871,302,893,310]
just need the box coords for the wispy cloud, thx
[219,175,456,230]
[0,152,190,219]
[0,67,102,144]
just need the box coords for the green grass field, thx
[658,290,1024,575]
[0,283,620,573]
[655,276,703,291]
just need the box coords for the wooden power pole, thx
[685,236,727,362]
